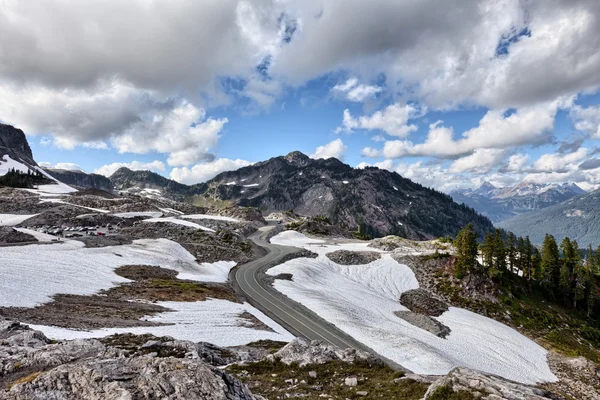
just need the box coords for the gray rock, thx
[344,377,358,387]
[423,367,561,400]
[394,311,451,338]
[325,250,381,265]
[399,289,449,317]
[268,338,380,367]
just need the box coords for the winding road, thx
[232,223,403,369]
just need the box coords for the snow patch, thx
[0,214,38,226]
[112,211,163,218]
[181,214,240,223]
[226,181,237,186]
[243,183,259,187]
[143,217,215,232]
[0,238,235,308]
[267,232,556,384]
[342,180,349,184]
[30,299,293,346]
[0,155,31,175]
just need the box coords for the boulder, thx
[268,338,381,367]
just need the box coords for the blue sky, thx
[2,0,600,191]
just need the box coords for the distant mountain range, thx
[498,190,600,246]
[0,123,496,239]
[451,181,586,223]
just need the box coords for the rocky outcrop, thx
[326,250,381,265]
[43,168,114,192]
[423,367,561,399]
[0,124,35,166]
[400,288,449,317]
[0,320,262,400]
[394,311,451,339]
[268,338,381,367]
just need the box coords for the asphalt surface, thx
[232,224,404,370]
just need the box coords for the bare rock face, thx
[0,124,35,165]
[268,338,381,367]
[400,288,449,317]
[394,311,451,339]
[326,250,381,265]
[423,367,561,400]
[0,320,261,400]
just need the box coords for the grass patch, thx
[9,372,42,389]
[427,384,476,400]
[227,359,428,400]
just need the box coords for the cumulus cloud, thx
[381,103,558,159]
[274,0,600,109]
[355,159,395,171]
[336,103,425,137]
[38,162,82,171]
[170,158,252,185]
[331,77,382,102]
[571,105,600,139]
[506,154,530,172]
[530,148,589,173]
[309,139,347,160]
[94,161,166,177]
[360,147,381,158]
[449,149,507,174]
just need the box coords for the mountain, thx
[0,124,37,169]
[451,181,586,223]
[199,151,495,239]
[497,189,600,246]
[110,167,205,201]
[42,168,114,192]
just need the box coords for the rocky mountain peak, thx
[284,151,311,166]
[0,123,35,165]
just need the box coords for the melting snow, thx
[112,211,163,218]
[243,183,259,187]
[143,217,215,232]
[30,299,293,346]
[39,199,109,213]
[268,231,556,384]
[0,238,233,308]
[0,155,31,175]
[393,186,398,191]
[226,181,237,186]
[182,214,240,223]
[342,180,349,184]
[0,214,38,226]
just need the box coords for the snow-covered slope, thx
[268,231,556,384]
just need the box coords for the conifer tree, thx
[492,229,506,277]
[524,236,533,280]
[455,223,478,278]
[482,232,495,272]
[507,232,516,274]
[532,247,542,281]
[540,234,560,295]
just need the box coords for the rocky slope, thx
[200,152,495,239]
[43,168,114,192]
[0,124,35,166]
[451,181,586,223]
[498,189,600,246]
[110,167,205,201]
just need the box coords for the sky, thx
[0,0,599,192]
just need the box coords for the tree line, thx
[455,223,600,319]
[0,168,50,188]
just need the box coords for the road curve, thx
[232,224,404,370]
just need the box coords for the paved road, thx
[232,224,404,370]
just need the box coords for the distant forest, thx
[0,168,52,188]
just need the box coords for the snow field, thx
[143,217,215,231]
[0,155,30,175]
[0,214,38,226]
[30,299,294,346]
[112,211,163,218]
[39,198,109,213]
[181,213,240,223]
[268,231,556,384]
[0,238,234,308]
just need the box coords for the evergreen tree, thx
[482,232,495,272]
[516,236,526,275]
[492,229,506,278]
[532,247,542,281]
[455,223,478,278]
[540,234,560,295]
[524,236,533,280]
[507,232,516,274]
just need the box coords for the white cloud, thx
[331,77,382,102]
[506,154,530,172]
[530,148,588,173]
[38,162,82,171]
[382,103,558,159]
[449,149,506,174]
[355,159,395,171]
[309,139,347,160]
[94,160,166,177]
[360,147,381,158]
[336,103,425,137]
[570,105,600,139]
[170,158,252,185]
